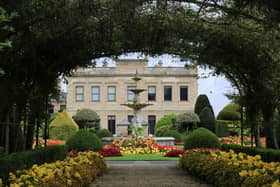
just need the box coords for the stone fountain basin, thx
[102,137,175,146]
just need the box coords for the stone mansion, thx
[67,59,198,135]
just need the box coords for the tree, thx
[217,103,241,121]
[73,109,100,130]
[194,95,214,116]
[175,113,200,133]
[199,107,216,133]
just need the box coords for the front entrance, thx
[108,115,116,134]
[148,115,156,135]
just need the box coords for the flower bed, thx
[7,151,106,187]
[219,136,266,147]
[32,138,65,148]
[98,145,122,157]
[165,148,219,157]
[180,149,280,186]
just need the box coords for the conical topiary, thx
[194,94,214,116]
[199,107,216,132]
[49,110,79,140]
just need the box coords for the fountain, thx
[121,70,152,136]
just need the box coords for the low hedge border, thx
[0,145,67,183]
[221,144,280,162]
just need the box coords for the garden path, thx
[90,161,210,187]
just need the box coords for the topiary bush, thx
[96,129,112,138]
[73,108,100,130]
[154,114,176,132]
[194,94,214,115]
[175,112,200,133]
[199,107,216,132]
[217,103,240,121]
[184,128,221,149]
[49,110,79,140]
[160,130,182,142]
[66,130,103,152]
[155,125,171,137]
[215,120,229,137]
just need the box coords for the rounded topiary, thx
[154,114,176,132]
[199,107,216,132]
[217,103,240,121]
[184,128,221,149]
[73,108,100,130]
[66,130,102,152]
[176,112,200,133]
[49,110,79,140]
[96,129,113,138]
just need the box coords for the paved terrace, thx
[90,161,210,187]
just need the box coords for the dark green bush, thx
[221,144,280,162]
[0,145,67,182]
[215,120,229,137]
[49,110,79,140]
[73,108,100,129]
[194,94,214,115]
[217,103,240,121]
[66,130,102,152]
[184,128,221,149]
[155,125,171,137]
[97,129,112,138]
[199,107,215,132]
[175,112,199,133]
[160,130,182,142]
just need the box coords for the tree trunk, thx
[263,115,279,149]
[25,117,35,150]
[5,113,10,154]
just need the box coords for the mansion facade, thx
[67,59,198,135]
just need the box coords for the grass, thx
[105,154,179,161]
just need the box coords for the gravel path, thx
[90,161,210,187]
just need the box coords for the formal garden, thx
[1,0,280,186]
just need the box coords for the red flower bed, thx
[152,145,176,151]
[174,142,184,146]
[98,145,122,157]
[165,148,220,157]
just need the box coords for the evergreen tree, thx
[194,94,214,116]
[199,107,216,133]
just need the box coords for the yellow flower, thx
[239,170,248,177]
[73,172,81,179]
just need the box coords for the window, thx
[148,115,156,135]
[75,86,84,102]
[128,115,134,123]
[164,86,172,101]
[148,86,156,101]
[91,86,100,101]
[108,115,116,134]
[127,86,136,101]
[180,86,188,101]
[107,86,116,101]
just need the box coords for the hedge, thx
[221,144,280,162]
[215,120,229,137]
[0,145,67,182]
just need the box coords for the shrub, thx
[159,130,182,142]
[221,144,280,162]
[96,129,113,138]
[66,130,103,152]
[199,107,215,132]
[217,103,240,121]
[154,114,176,133]
[184,128,221,149]
[175,113,199,133]
[73,108,100,130]
[194,94,214,115]
[165,150,186,157]
[155,125,171,137]
[215,120,229,137]
[0,145,67,182]
[98,146,122,157]
[49,110,79,140]
[8,151,106,186]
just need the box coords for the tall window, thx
[108,115,116,134]
[91,86,100,101]
[107,86,116,101]
[75,86,84,102]
[164,86,172,101]
[127,86,136,101]
[148,86,156,101]
[148,115,156,135]
[128,115,134,123]
[180,86,188,101]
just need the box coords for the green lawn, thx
[105,154,179,161]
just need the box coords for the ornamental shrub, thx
[215,120,229,137]
[217,103,240,121]
[73,108,100,130]
[49,110,79,140]
[175,112,200,133]
[160,130,182,142]
[184,128,221,149]
[66,130,102,152]
[96,129,113,138]
[194,94,214,115]
[199,107,215,132]
[154,114,176,133]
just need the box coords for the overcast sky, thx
[63,54,235,116]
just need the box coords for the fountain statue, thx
[121,70,152,136]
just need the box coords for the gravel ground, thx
[90,161,210,187]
